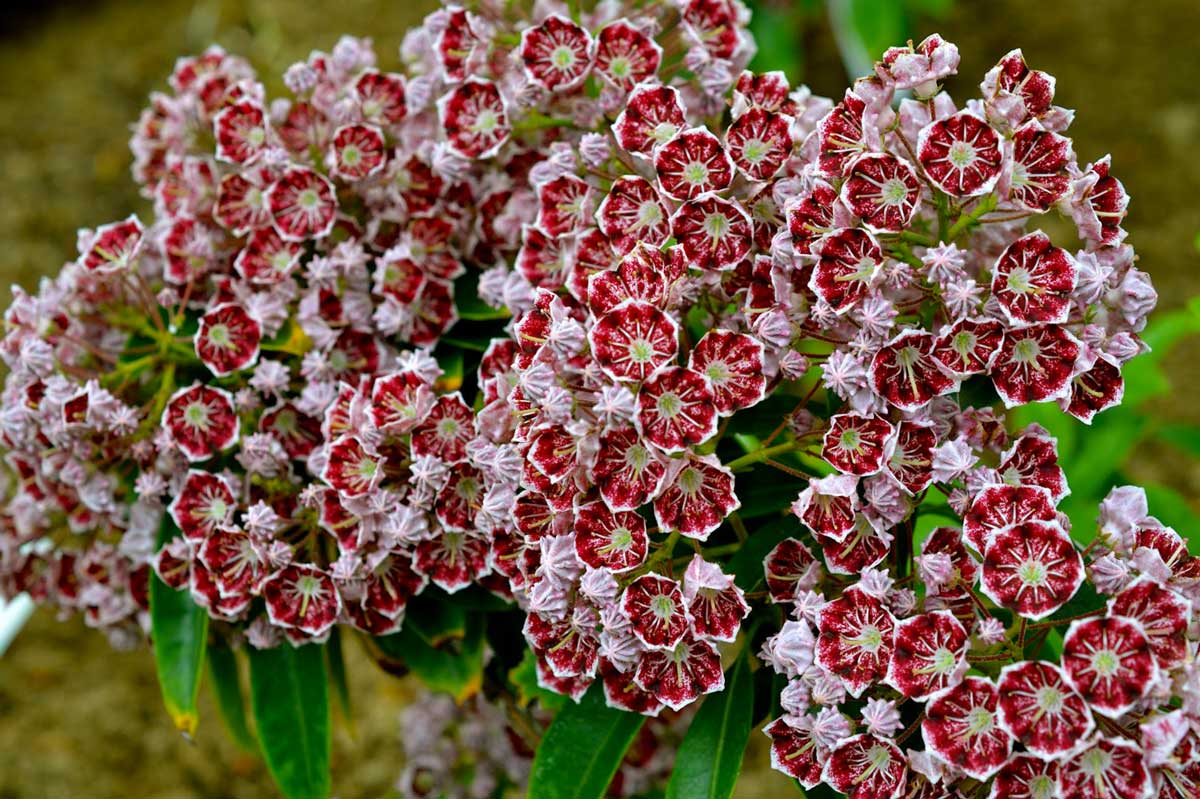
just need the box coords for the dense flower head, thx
[0,6,1183,796]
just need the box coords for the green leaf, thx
[1122,297,1200,406]
[666,652,754,799]
[207,643,256,751]
[247,644,331,799]
[1156,423,1200,461]
[150,515,209,737]
[1059,408,1143,505]
[375,609,485,702]
[527,682,646,799]
[326,628,353,727]
[509,649,568,711]
[827,0,907,78]
[747,1,806,80]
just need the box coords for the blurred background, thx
[0,0,1198,796]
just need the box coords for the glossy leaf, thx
[207,643,256,751]
[375,611,485,702]
[666,652,754,799]
[509,649,568,711]
[326,628,353,729]
[730,516,802,591]
[150,515,209,737]
[527,682,646,799]
[248,644,331,799]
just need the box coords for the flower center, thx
[649,594,676,620]
[656,391,682,419]
[1007,266,1035,294]
[881,178,909,206]
[948,140,977,169]
[341,145,362,167]
[1017,558,1049,587]
[1090,649,1122,678]
[183,401,212,430]
[703,213,730,239]
[551,45,577,70]
[1035,685,1064,713]
[742,138,769,164]
[636,201,663,228]
[682,161,710,186]
[965,705,994,736]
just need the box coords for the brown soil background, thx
[1,1,1197,796]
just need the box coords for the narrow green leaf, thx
[375,612,485,702]
[527,682,646,799]
[207,643,256,751]
[326,628,353,728]
[150,515,209,737]
[248,644,331,799]
[666,653,754,799]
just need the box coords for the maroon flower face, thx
[822,413,895,476]
[997,660,1094,759]
[587,243,680,314]
[816,91,867,177]
[652,454,740,541]
[683,567,748,643]
[1065,356,1124,424]
[636,367,718,453]
[786,180,839,254]
[811,227,882,313]
[1107,578,1191,671]
[633,634,724,710]
[353,70,407,128]
[621,574,691,650]
[964,483,1057,553]
[596,176,671,255]
[411,394,474,464]
[1062,615,1158,718]
[670,194,753,272]
[526,425,580,485]
[213,100,269,165]
[917,111,1003,197]
[763,538,820,604]
[681,0,741,59]
[997,430,1069,502]
[370,370,434,434]
[725,108,792,181]
[765,717,824,788]
[260,402,322,460]
[593,20,661,91]
[885,421,937,494]
[986,49,1055,125]
[734,70,791,112]
[981,520,1084,620]
[80,216,143,274]
[1006,123,1073,211]
[234,227,302,284]
[262,564,342,636]
[434,468,483,531]
[933,318,1003,378]
[520,15,593,92]
[169,470,236,541]
[330,123,387,181]
[216,171,273,236]
[687,330,767,415]
[816,588,895,697]
[267,167,337,242]
[991,325,1081,408]
[870,330,957,411]
[163,384,239,462]
[988,754,1060,799]
[793,475,860,543]
[655,128,733,201]
[573,500,648,573]
[922,676,1012,780]
[601,660,663,715]
[840,153,921,233]
[1058,736,1152,799]
[195,303,261,377]
[361,553,426,621]
[322,435,383,498]
[524,612,600,679]
[536,174,593,237]
[590,426,668,512]
[885,610,968,700]
[413,531,491,593]
[820,734,907,799]
[198,526,267,597]
[438,78,510,159]
[612,84,686,156]
[992,231,1077,327]
[589,301,679,383]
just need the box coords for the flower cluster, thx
[396,688,687,799]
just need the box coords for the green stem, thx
[946,194,999,241]
[725,440,804,472]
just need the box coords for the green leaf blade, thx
[248,643,331,799]
[207,643,256,751]
[150,516,209,737]
[666,653,755,799]
[527,683,646,799]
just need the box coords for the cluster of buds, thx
[396,689,687,799]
